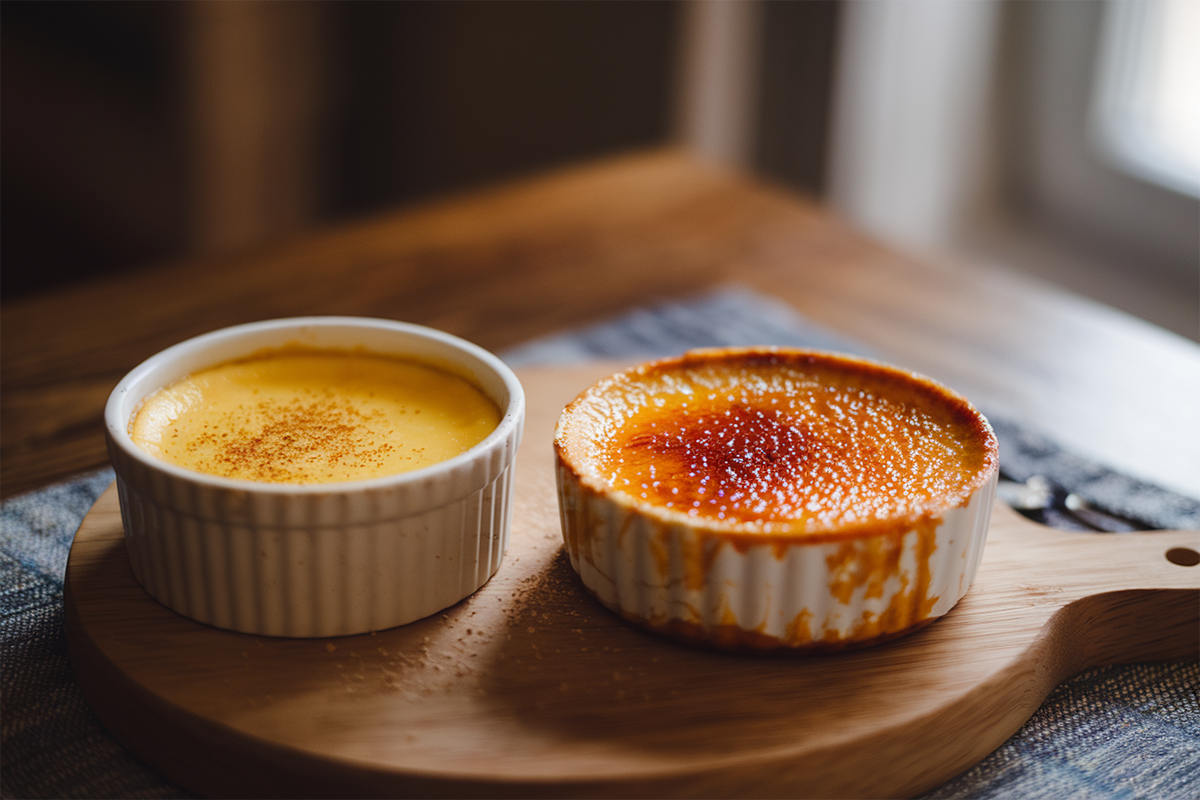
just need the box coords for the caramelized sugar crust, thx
[557,349,997,538]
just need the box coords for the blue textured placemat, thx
[1,470,188,800]
[3,286,1197,799]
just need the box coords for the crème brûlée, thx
[554,348,999,652]
[129,348,501,484]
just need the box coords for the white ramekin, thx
[554,348,998,652]
[104,317,525,638]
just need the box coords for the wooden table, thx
[5,149,1199,799]
[4,148,1198,502]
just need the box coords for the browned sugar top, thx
[559,351,997,535]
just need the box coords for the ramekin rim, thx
[104,316,525,495]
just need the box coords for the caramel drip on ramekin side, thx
[829,517,942,644]
[554,348,993,653]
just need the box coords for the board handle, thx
[1000,507,1200,673]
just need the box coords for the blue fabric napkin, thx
[3,287,1196,799]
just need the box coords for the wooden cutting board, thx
[64,363,1200,799]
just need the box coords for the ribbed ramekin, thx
[104,317,524,638]
[554,349,998,652]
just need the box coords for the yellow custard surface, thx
[129,348,501,484]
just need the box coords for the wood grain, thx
[5,150,1200,501]
[64,363,1200,799]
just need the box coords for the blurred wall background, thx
[1,0,836,294]
[2,0,1195,341]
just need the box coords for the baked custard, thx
[555,348,998,651]
[130,348,501,484]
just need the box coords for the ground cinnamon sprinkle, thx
[189,396,401,482]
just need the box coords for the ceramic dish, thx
[554,348,998,652]
[104,317,525,637]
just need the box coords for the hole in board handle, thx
[1165,548,1200,567]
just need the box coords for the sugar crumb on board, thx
[313,546,671,706]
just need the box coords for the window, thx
[1093,0,1200,198]
[825,0,1198,341]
